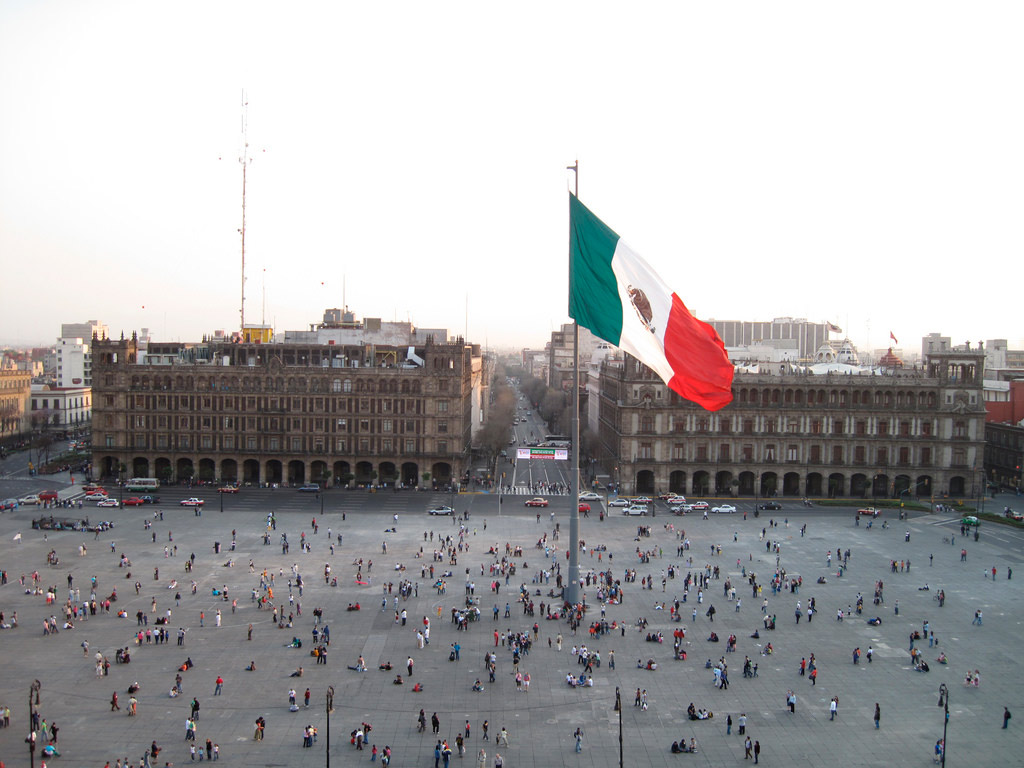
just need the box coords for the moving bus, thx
[542,435,571,448]
[125,477,159,492]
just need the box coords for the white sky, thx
[2,2,1021,353]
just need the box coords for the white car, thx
[428,506,454,516]
[19,494,41,505]
[712,504,737,514]
[179,497,205,507]
[97,499,120,508]
[632,497,653,505]
[625,505,648,516]
[579,492,601,502]
[608,498,630,508]
[665,496,687,506]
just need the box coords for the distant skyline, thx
[2,2,1022,352]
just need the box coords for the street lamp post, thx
[937,683,949,767]
[615,686,623,768]
[326,685,334,768]
[28,679,40,768]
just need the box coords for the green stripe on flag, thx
[569,194,623,345]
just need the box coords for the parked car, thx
[428,505,454,516]
[712,504,737,514]
[632,497,653,505]
[857,507,881,517]
[85,488,109,497]
[19,494,41,506]
[122,497,146,507]
[579,492,601,502]
[218,486,239,494]
[525,497,549,508]
[297,485,320,493]
[608,498,630,508]
[625,505,648,516]
[140,495,161,505]
[758,501,782,511]
[179,498,205,507]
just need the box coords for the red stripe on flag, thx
[663,294,734,411]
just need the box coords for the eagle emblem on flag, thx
[627,285,656,334]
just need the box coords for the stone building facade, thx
[91,333,483,489]
[0,368,32,442]
[597,348,987,501]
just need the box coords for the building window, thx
[920,446,931,465]
[382,438,392,452]
[952,448,966,467]
[269,437,279,450]
[406,439,415,452]
[224,436,234,449]
[811,420,821,435]
[360,438,370,452]
[809,445,821,463]
[359,420,370,432]
[877,447,888,465]
[900,421,911,437]
[953,421,966,438]
[438,401,448,413]
[382,419,392,432]
[695,444,708,461]
[719,444,730,462]
[201,436,212,449]
[639,443,652,459]
[135,435,146,448]
[832,445,843,464]
[332,379,341,393]
[437,421,448,434]
[158,435,168,449]
[899,446,910,465]
[697,419,708,433]
[336,438,347,452]
[343,379,352,393]
[179,436,189,449]
[834,421,844,435]
[640,416,654,433]
[742,444,753,462]
[743,419,754,435]
[856,421,866,436]
[787,444,798,462]
[292,437,302,451]
[672,444,684,460]
[878,421,889,436]
[247,437,257,450]
[106,435,114,447]
[437,440,446,454]
[921,421,932,437]
[766,419,777,434]
[854,445,865,464]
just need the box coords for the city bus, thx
[542,435,571,448]
[125,477,160,492]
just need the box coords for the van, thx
[625,505,648,516]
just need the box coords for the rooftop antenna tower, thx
[239,90,251,336]
[261,267,266,326]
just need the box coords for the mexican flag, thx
[569,194,733,411]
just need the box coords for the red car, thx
[857,507,881,517]
[86,488,109,498]
[525,497,549,508]
[123,497,146,507]
[39,490,59,503]
[578,503,591,514]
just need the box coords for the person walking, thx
[744,737,752,759]
[477,748,487,768]
[574,727,584,753]
[874,703,880,729]
[1004,707,1012,729]
[726,714,732,735]
[431,712,440,734]
[753,740,760,764]
[830,696,838,721]
[738,713,747,735]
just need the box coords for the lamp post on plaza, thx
[326,685,334,768]
[937,683,949,767]
[28,679,40,768]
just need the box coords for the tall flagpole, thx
[566,160,581,606]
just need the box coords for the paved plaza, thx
[1,484,1022,767]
